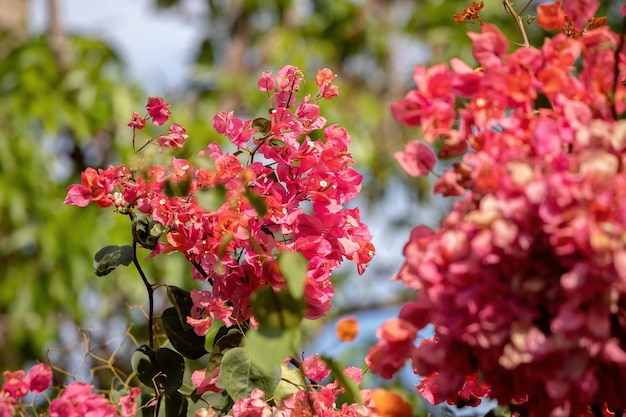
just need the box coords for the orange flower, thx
[371,389,413,417]
[335,317,359,342]
[537,1,565,31]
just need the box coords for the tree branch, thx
[47,0,73,75]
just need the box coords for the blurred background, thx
[1,0,621,415]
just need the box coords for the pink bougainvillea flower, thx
[64,183,92,207]
[275,65,303,92]
[257,70,275,92]
[231,388,271,417]
[2,371,28,399]
[467,23,508,67]
[315,68,339,99]
[145,96,171,126]
[394,141,436,176]
[49,382,118,417]
[563,0,599,30]
[25,363,52,394]
[119,387,141,417]
[127,111,147,130]
[157,123,188,149]
[191,368,221,395]
[301,355,331,383]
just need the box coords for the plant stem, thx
[133,240,155,347]
[503,0,531,48]
[191,260,209,280]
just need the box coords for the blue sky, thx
[30,0,205,90]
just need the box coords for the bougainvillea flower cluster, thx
[0,364,140,417]
[64,63,374,351]
[368,1,626,416]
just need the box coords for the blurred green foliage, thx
[0,33,171,369]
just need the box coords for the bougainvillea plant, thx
[367,0,626,417]
[53,65,383,417]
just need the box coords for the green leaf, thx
[250,287,305,330]
[278,252,308,299]
[216,347,281,401]
[196,391,233,415]
[161,307,208,360]
[196,184,227,212]
[165,178,192,197]
[252,117,272,134]
[131,212,165,250]
[244,327,300,374]
[166,285,194,328]
[245,188,267,217]
[207,328,244,377]
[165,391,188,417]
[273,364,307,400]
[93,245,134,277]
[321,356,362,404]
[268,138,286,147]
[130,345,185,394]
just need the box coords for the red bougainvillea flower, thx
[145,96,171,126]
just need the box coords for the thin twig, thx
[133,240,155,348]
[502,0,531,48]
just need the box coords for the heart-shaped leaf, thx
[215,347,281,401]
[161,307,207,359]
[130,345,185,394]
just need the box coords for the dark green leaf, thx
[251,287,305,330]
[321,356,362,404]
[215,347,281,401]
[166,285,194,328]
[131,345,159,389]
[155,347,185,395]
[93,245,134,277]
[161,307,208,359]
[165,391,188,417]
[131,212,165,250]
[130,345,185,394]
